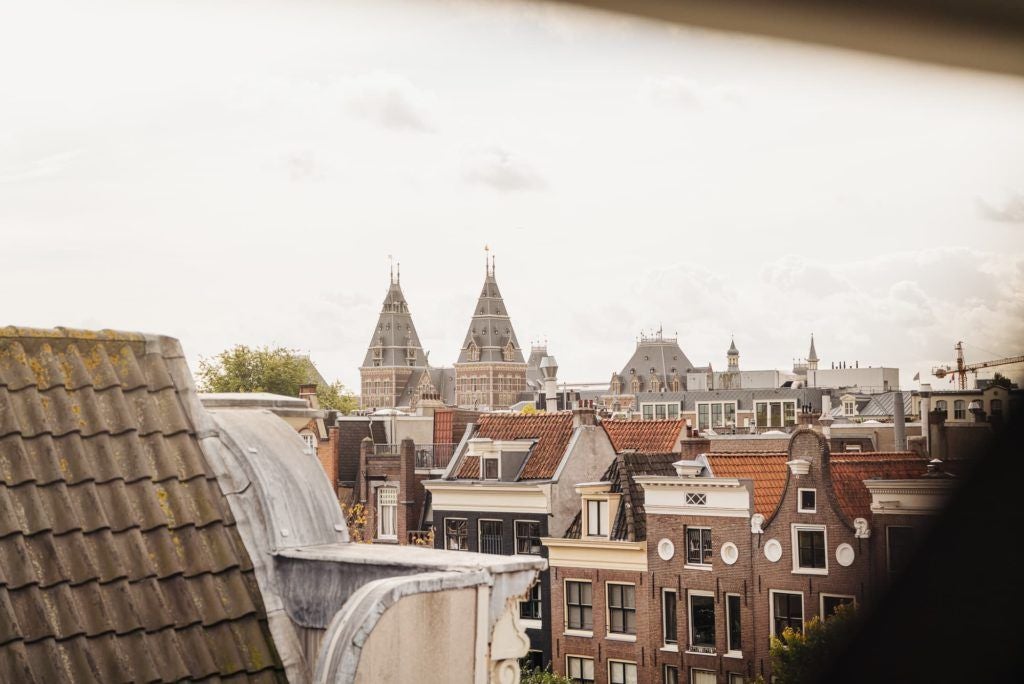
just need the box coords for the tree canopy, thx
[197,344,357,414]
[768,603,861,684]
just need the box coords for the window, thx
[566,656,595,684]
[663,665,679,684]
[667,403,680,419]
[520,582,542,621]
[727,594,742,654]
[771,591,804,637]
[565,581,593,631]
[515,520,542,555]
[607,583,637,635]
[794,526,827,571]
[991,398,1003,416]
[376,486,397,540]
[609,661,637,684]
[685,492,707,506]
[934,399,948,416]
[887,526,915,576]
[754,400,798,428]
[697,401,737,430]
[301,432,317,450]
[662,589,678,646]
[798,489,816,513]
[479,519,503,554]
[691,669,716,684]
[688,592,715,653]
[843,399,856,416]
[821,594,854,620]
[729,674,746,684]
[656,403,666,419]
[686,527,713,566]
[482,457,499,480]
[586,499,608,537]
[445,518,468,550]
[953,399,966,419]
[641,402,680,420]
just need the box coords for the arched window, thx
[953,400,966,420]
[934,400,947,417]
[631,378,641,393]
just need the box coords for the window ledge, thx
[374,538,399,544]
[724,651,744,659]
[563,629,594,638]
[685,648,717,657]
[684,564,713,572]
[520,619,542,630]
[791,568,828,576]
[659,644,679,653]
[605,633,637,642]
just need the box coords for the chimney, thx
[678,438,710,460]
[893,391,906,450]
[572,406,596,427]
[540,355,559,413]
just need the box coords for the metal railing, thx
[370,443,457,470]
[480,534,503,555]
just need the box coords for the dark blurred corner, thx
[558,0,1024,76]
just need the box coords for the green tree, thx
[198,345,358,415]
[519,665,572,684]
[769,603,860,684]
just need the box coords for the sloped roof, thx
[452,413,574,480]
[704,452,790,517]
[859,391,914,417]
[456,266,525,365]
[564,452,679,541]
[296,354,328,387]
[601,419,683,454]
[829,452,927,520]
[0,327,282,682]
[361,278,428,369]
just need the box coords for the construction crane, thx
[931,341,1024,390]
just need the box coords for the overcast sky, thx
[3,0,1023,391]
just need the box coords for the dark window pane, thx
[663,591,678,644]
[690,595,716,647]
[798,530,826,568]
[773,592,803,637]
[822,595,853,620]
[727,595,742,651]
[567,581,593,630]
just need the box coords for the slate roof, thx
[859,391,914,418]
[601,419,683,454]
[336,418,372,485]
[361,277,429,369]
[564,452,679,541]
[829,452,927,520]
[0,327,283,682]
[451,413,575,480]
[456,265,525,365]
[704,453,790,517]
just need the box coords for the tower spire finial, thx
[388,254,394,283]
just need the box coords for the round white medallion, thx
[657,538,675,561]
[835,543,855,567]
[721,542,739,565]
[764,539,783,563]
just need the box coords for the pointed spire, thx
[728,336,739,356]
[808,334,819,363]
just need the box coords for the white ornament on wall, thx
[835,543,855,567]
[721,542,739,565]
[764,538,783,563]
[657,538,675,561]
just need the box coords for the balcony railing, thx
[371,443,457,470]
[686,644,716,655]
[480,534,503,555]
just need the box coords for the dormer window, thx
[585,499,609,537]
[843,399,856,416]
[482,457,499,480]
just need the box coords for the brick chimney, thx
[573,406,596,427]
[299,383,319,409]
[678,437,711,460]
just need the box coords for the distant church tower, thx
[454,252,527,409]
[359,264,428,409]
[807,334,819,371]
[727,337,740,371]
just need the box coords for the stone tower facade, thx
[359,270,429,409]
[454,256,527,409]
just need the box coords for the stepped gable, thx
[601,419,684,454]
[452,412,574,480]
[0,327,283,682]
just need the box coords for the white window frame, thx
[300,432,317,451]
[753,399,798,428]
[376,485,398,540]
[478,518,504,554]
[444,517,468,550]
[566,655,595,684]
[662,664,680,684]
[725,592,743,658]
[514,519,542,555]
[640,401,681,421]
[584,498,609,538]
[608,660,638,684]
[797,488,817,513]
[819,593,856,621]
[696,400,739,430]
[728,674,746,684]
[481,456,499,480]
[661,588,678,650]
[605,581,638,641]
[686,589,716,655]
[684,526,713,570]
[690,668,717,684]
[519,581,542,629]
[769,589,804,638]
[564,579,594,636]
[791,523,828,575]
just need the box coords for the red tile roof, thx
[452,413,576,480]
[601,419,684,454]
[705,453,790,517]
[830,452,927,521]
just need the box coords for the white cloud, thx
[977,190,1024,224]
[641,75,745,111]
[462,146,545,191]
[341,72,436,132]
